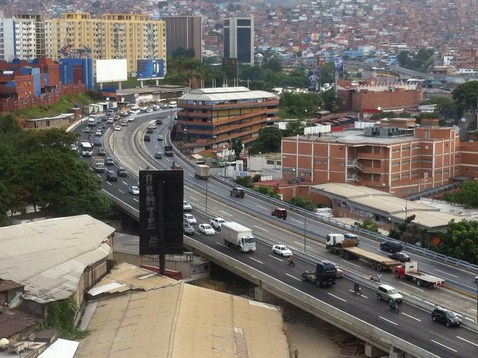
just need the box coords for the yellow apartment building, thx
[46,13,166,74]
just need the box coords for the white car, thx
[127,116,135,122]
[129,186,140,195]
[272,244,293,257]
[183,200,192,212]
[183,213,197,225]
[114,125,122,131]
[210,217,226,230]
[198,223,215,236]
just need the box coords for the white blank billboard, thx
[96,59,128,83]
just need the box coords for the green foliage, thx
[15,93,97,119]
[263,57,282,72]
[397,48,435,72]
[283,119,306,137]
[252,174,262,182]
[249,126,283,154]
[289,196,315,211]
[452,81,478,114]
[233,176,254,189]
[172,47,195,59]
[435,219,478,264]
[254,185,281,199]
[425,97,460,124]
[0,114,111,222]
[231,138,243,159]
[279,92,324,118]
[42,298,88,339]
[443,181,478,208]
[354,218,379,233]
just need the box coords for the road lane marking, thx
[457,336,478,347]
[269,255,283,262]
[340,260,361,268]
[401,312,421,322]
[433,269,459,278]
[254,225,269,232]
[189,197,200,202]
[328,293,346,302]
[431,340,457,352]
[105,182,112,186]
[400,282,424,291]
[133,198,139,202]
[379,316,398,326]
[256,205,267,210]
[286,273,301,281]
[118,189,125,194]
[347,290,368,299]
[249,257,263,264]
[220,210,234,216]
[290,218,302,224]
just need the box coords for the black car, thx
[93,138,102,146]
[388,252,410,263]
[431,308,462,327]
[380,240,403,253]
[117,167,127,177]
[144,135,151,142]
[106,170,117,182]
[230,187,245,198]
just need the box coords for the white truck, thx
[394,261,445,287]
[91,156,105,173]
[221,222,256,253]
[194,164,211,179]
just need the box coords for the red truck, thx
[394,261,445,287]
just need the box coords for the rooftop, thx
[0,215,115,304]
[181,86,278,102]
[76,263,289,358]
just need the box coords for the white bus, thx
[80,141,93,157]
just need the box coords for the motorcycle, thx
[388,301,400,313]
[353,285,362,296]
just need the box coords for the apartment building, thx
[46,13,166,74]
[0,14,46,62]
[176,86,278,152]
[163,16,202,61]
[282,118,461,198]
[224,17,254,65]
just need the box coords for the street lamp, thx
[303,214,307,253]
[205,179,208,211]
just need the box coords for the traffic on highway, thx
[72,109,478,357]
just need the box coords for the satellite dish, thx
[28,333,35,341]
[0,338,9,349]
[461,117,466,122]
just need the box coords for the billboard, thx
[139,170,184,255]
[137,59,165,80]
[307,68,321,92]
[96,59,128,83]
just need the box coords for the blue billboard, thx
[137,59,165,80]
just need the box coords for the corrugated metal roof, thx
[180,86,278,102]
[76,264,290,358]
[0,215,115,304]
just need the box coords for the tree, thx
[0,182,12,226]
[319,89,339,112]
[263,57,282,73]
[354,218,379,233]
[171,47,195,59]
[283,119,305,137]
[435,219,478,264]
[289,196,315,211]
[452,81,478,114]
[231,138,243,159]
[249,126,283,154]
[443,180,478,208]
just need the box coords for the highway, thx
[74,112,478,357]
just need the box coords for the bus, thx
[80,141,93,157]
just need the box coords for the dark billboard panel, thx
[139,170,183,255]
[137,59,165,80]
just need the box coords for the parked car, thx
[183,213,197,225]
[95,129,102,136]
[114,125,122,131]
[154,152,163,159]
[376,284,403,303]
[106,118,114,124]
[129,186,140,195]
[380,240,403,253]
[105,158,114,166]
[271,207,287,220]
[93,138,102,146]
[431,307,462,327]
[198,223,215,236]
[183,200,192,212]
[106,170,117,182]
[272,244,293,257]
[117,167,127,177]
[97,147,106,156]
[210,217,226,230]
[388,252,411,263]
[183,222,195,236]
[230,187,245,198]
[83,127,91,133]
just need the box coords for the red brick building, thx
[281,118,466,199]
